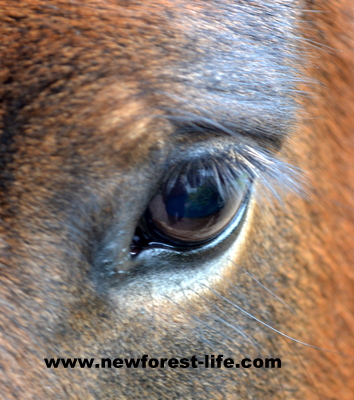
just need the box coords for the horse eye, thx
[132,161,251,253]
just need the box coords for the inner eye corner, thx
[130,158,252,257]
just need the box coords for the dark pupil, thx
[165,178,224,220]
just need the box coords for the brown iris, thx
[143,161,250,246]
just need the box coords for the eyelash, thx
[170,143,305,203]
[132,144,304,252]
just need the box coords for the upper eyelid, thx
[161,108,286,152]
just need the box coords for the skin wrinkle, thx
[0,0,353,399]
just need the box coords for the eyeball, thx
[143,160,251,246]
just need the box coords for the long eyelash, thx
[152,98,308,201]
[230,144,307,202]
[164,143,306,205]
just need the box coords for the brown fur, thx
[0,1,353,399]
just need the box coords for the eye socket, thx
[131,159,251,254]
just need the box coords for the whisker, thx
[225,260,297,315]
[163,294,239,351]
[188,287,287,399]
[292,35,338,54]
[163,293,264,400]
[202,284,354,359]
[187,287,261,351]
[283,338,323,400]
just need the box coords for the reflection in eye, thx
[132,159,251,252]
